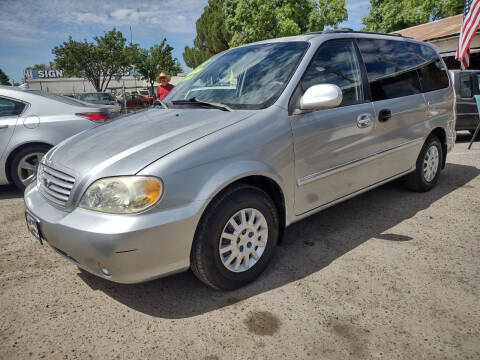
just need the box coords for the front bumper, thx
[24,184,203,283]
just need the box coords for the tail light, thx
[76,112,109,122]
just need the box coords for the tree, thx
[362,0,465,33]
[183,0,231,68]
[224,0,347,47]
[52,29,137,92]
[135,39,183,97]
[0,68,10,85]
[25,63,57,71]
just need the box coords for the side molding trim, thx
[297,137,423,186]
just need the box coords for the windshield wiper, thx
[171,97,231,112]
[153,99,169,109]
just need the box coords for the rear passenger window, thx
[0,97,26,117]
[409,43,449,92]
[301,40,364,107]
[357,38,421,101]
[459,73,473,98]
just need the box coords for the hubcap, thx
[17,152,44,186]
[219,208,268,273]
[423,145,439,182]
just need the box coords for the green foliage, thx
[52,29,138,92]
[224,0,347,47]
[135,39,183,96]
[362,0,465,33]
[0,68,10,85]
[25,64,48,71]
[183,0,231,68]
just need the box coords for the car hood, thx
[44,108,255,182]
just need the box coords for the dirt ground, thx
[0,133,479,360]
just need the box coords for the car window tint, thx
[459,73,473,98]
[0,97,26,117]
[411,44,450,92]
[301,40,364,107]
[356,38,421,101]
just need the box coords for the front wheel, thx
[403,135,442,192]
[191,184,280,290]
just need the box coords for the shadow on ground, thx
[0,184,23,200]
[76,163,478,318]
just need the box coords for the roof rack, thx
[306,29,406,38]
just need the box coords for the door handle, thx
[357,113,372,128]
[0,125,8,130]
[378,109,391,122]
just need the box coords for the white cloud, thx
[0,0,207,41]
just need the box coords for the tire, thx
[191,184,280,290]
[403,135,442,192]
[10,144,50,191]
[142,102,149,107]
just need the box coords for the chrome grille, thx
[37,164,75,207]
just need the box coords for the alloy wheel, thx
[423,145,439,182]
[17,152,44,187]
[218,208,268,273]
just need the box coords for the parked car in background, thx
[24,31,454,290]
[75,92,121,117]
[0,86,112,190]
[450,70,480,137]
[125,93,153,107]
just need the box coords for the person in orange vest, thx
[156,73,174,100]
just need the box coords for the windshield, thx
[165,41,309,110]
[76,93,115,102]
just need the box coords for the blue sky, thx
[0,0,370,83]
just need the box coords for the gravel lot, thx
[1,134,479,360]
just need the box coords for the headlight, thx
[79,176,163,214]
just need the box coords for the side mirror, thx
[298,84,343,112]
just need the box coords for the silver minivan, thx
[24,31,455,290]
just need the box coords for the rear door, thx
[0,96,26,158]
[356,38,428,179]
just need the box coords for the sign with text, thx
[25,69,65,79]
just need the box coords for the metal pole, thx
[123,81,127,115]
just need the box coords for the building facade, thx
[395,14,480,69]
[25,68,185,96]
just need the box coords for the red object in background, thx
[157,84,174,100]
[125,94,154,107]
[76,112,109,122]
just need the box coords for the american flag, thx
[456,0,480,69]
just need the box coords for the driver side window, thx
[301,40,364,107]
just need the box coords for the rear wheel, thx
[10,144,50,191]
[403,135,442,192]
[191,184,279,290]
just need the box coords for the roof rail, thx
[305,29,407,38]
